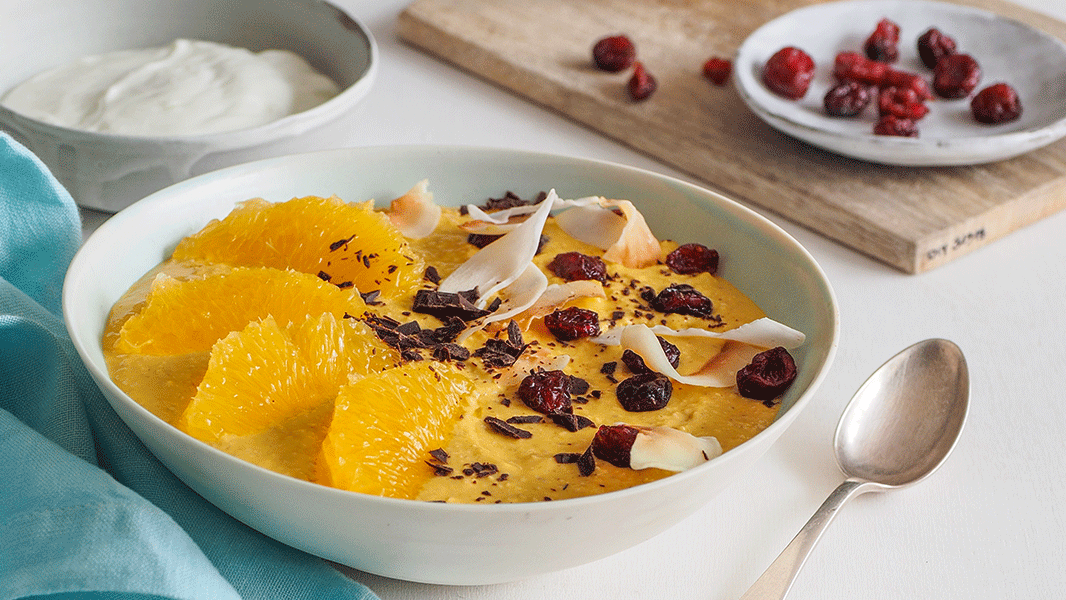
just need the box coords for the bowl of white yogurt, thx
[0,0,376,212]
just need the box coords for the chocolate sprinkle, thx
[484,416,533,439]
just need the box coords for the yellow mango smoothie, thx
[102,183,804,503]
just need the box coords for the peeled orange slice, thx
[179,313,398,443]
[319,361,473,499]
[114,267,365,355]
[171,195,425,299]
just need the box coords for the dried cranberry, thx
[616,372,673,411]
[665,243,719,275]
[736,347,797,401]
[592,35,636,72]
[873,114,919,137]
[518,369,573,414]
[917,28,957,69]
[864,18,901,63]
[591,424,639,468]
[971,83,1022,124]
[878,86,929,120]
[702,57,732,86]
[622,336,681,373]
[628,61,657,101]
[543,306,601,341]
[763,47,815,99]
[547,252,608,283]
[932,53,981,99]
[649,284,713,317]
[833,51,888,85]
[883,69,932,100]
[823,81,873,117]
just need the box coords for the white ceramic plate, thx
[64,145,838,584]
[734,0,1066,166]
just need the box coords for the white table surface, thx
[79,1,1066,598]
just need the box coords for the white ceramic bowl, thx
[64,146,839,585]
[0,0,376,213]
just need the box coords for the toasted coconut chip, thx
[598,320,803,388]
[553,203,627,249]
[599,200,661,268]
[522,280,606,319]
[592,317,806,349]
[458,220,518,235]
[457,264,548,342]
[387,179,441,239]
[629,425,723,471]
[439,191,558,306]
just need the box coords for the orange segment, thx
[320,361,473,499]
[179,313,399,443]
[171,195,425,299]
[114,267,365,355]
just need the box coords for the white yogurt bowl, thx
[0,0,376,212]
[64,146,839,584]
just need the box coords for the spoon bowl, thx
[835,338,969,488]
[740,339,969,599]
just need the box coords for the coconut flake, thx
[603,321,802,388]
[628,425,723,471]
[552,197,661,268]
[592,317,805,349]
[438,190,557,306]
[387,179,441,239]
[456,263,548,342]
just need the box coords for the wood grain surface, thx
[396,0,1066,273]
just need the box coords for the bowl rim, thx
[0,0,378,147]
[64,143,840,512]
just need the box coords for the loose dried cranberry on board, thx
[592,35,636,72]
[824,81,873,117]
[736,346,797,401]
[864,18,901,62]
[628,61,658,101]
[518,369,573,414]
[932,53,981,99]
[763,46,816,99]
[971,83,1022,124]
[878,86,929,120]
[873,114,919,137]
[833,51,889,85]
[547,251,608,282]
[591,424,640,468]
[702,57,732,86]
[616,372,673,411]
[543,306,601,341]
[917,27,957,69]
[665,243,719,275]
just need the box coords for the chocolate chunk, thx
[567,376,590,395]
[554,452,582,464]
[548,413,595,432]
[359,289,382,305]
[434,343,471,362]
[423,266,442,284]
[426,461,453,476]
[412,288,492,322]
[577,445,596,477]
[485,416,533,439]
[469,462,499,477]
[429,448,449,463]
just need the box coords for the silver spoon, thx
[740,338,969,600]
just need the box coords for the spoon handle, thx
[739,479,875,600]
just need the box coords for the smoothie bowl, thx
[63,146,838,584]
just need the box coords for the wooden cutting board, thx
[397,0,1066,273]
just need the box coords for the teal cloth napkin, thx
[0,133,380,600]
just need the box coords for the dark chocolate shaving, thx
[548,413,595,432]
[429,448,449,463]
[484,416,533,439]
[506,415,544,424]
[423,266,441,284]
[433,343,471,362]
[554,452,582,464]
[577,445,596,477]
